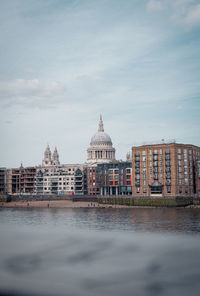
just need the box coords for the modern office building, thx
[132,142,200,197]
[87,161,132,196]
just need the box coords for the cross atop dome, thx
[98,114,104,132]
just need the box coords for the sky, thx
[0,0,200,167]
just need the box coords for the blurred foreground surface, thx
[0,225,200,296]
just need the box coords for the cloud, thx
[185,4,200,25]
[0,79,65,108]
[147,0,164,11]
[146,0,200,27]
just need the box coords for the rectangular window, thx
[142,156,146,161]
[143,180,146,185]
[142,151,146,155]
[137,187,140,193]
[178,148,181,154]
[143,187,147,193]
[160,149,162,154]
[149,150,152,155]
[167,187,171,193]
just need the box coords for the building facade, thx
[35,164,86,195]
[132,143,200,197]
[0,168,7,194]
[87,161,132,196]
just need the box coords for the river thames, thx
[0,207,200,234]
[0,207,200,296]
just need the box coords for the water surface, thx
[1,207,200,234]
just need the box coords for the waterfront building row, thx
[1,116,200,198]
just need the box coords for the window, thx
[160,155,163,160]
[137,187,140,193]
[143,162,146,167]
[142,151,146,155]
[178,161,182,166]
[143,180,146,185]
[126,181,131,185]
[178,167,182,172]
[142,168,146,173]
[149,150,152,155]
[160,149,162,154]
[178,148,181,154]
[149,156,152,161]
[114,175,119,180]
[167,187,171,193]
[154,174,158,180]
[150,162,152,167]
[178,155,181,160]
[160,161,163,166]
[143,187,147,193]
[179,180,182,185]
[142,156,146,161]
[126,169,131,173]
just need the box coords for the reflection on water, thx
[0,207,200,234]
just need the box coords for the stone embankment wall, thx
[97,197,193,207]
[2,194,197,207]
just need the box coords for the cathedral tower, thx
[42,144,52,166]
[52,146,60,165]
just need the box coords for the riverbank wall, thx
[1,194,196,207]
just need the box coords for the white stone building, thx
[87,115,116,164]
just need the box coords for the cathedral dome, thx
[90,115,112,146]
[87,115,116,164]
[90,131,112,146]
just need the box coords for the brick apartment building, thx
[132,143,200,197]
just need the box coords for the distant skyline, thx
[0,0,200,167]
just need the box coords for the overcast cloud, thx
[0,0,200,167]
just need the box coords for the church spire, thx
[98,114,104,132]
